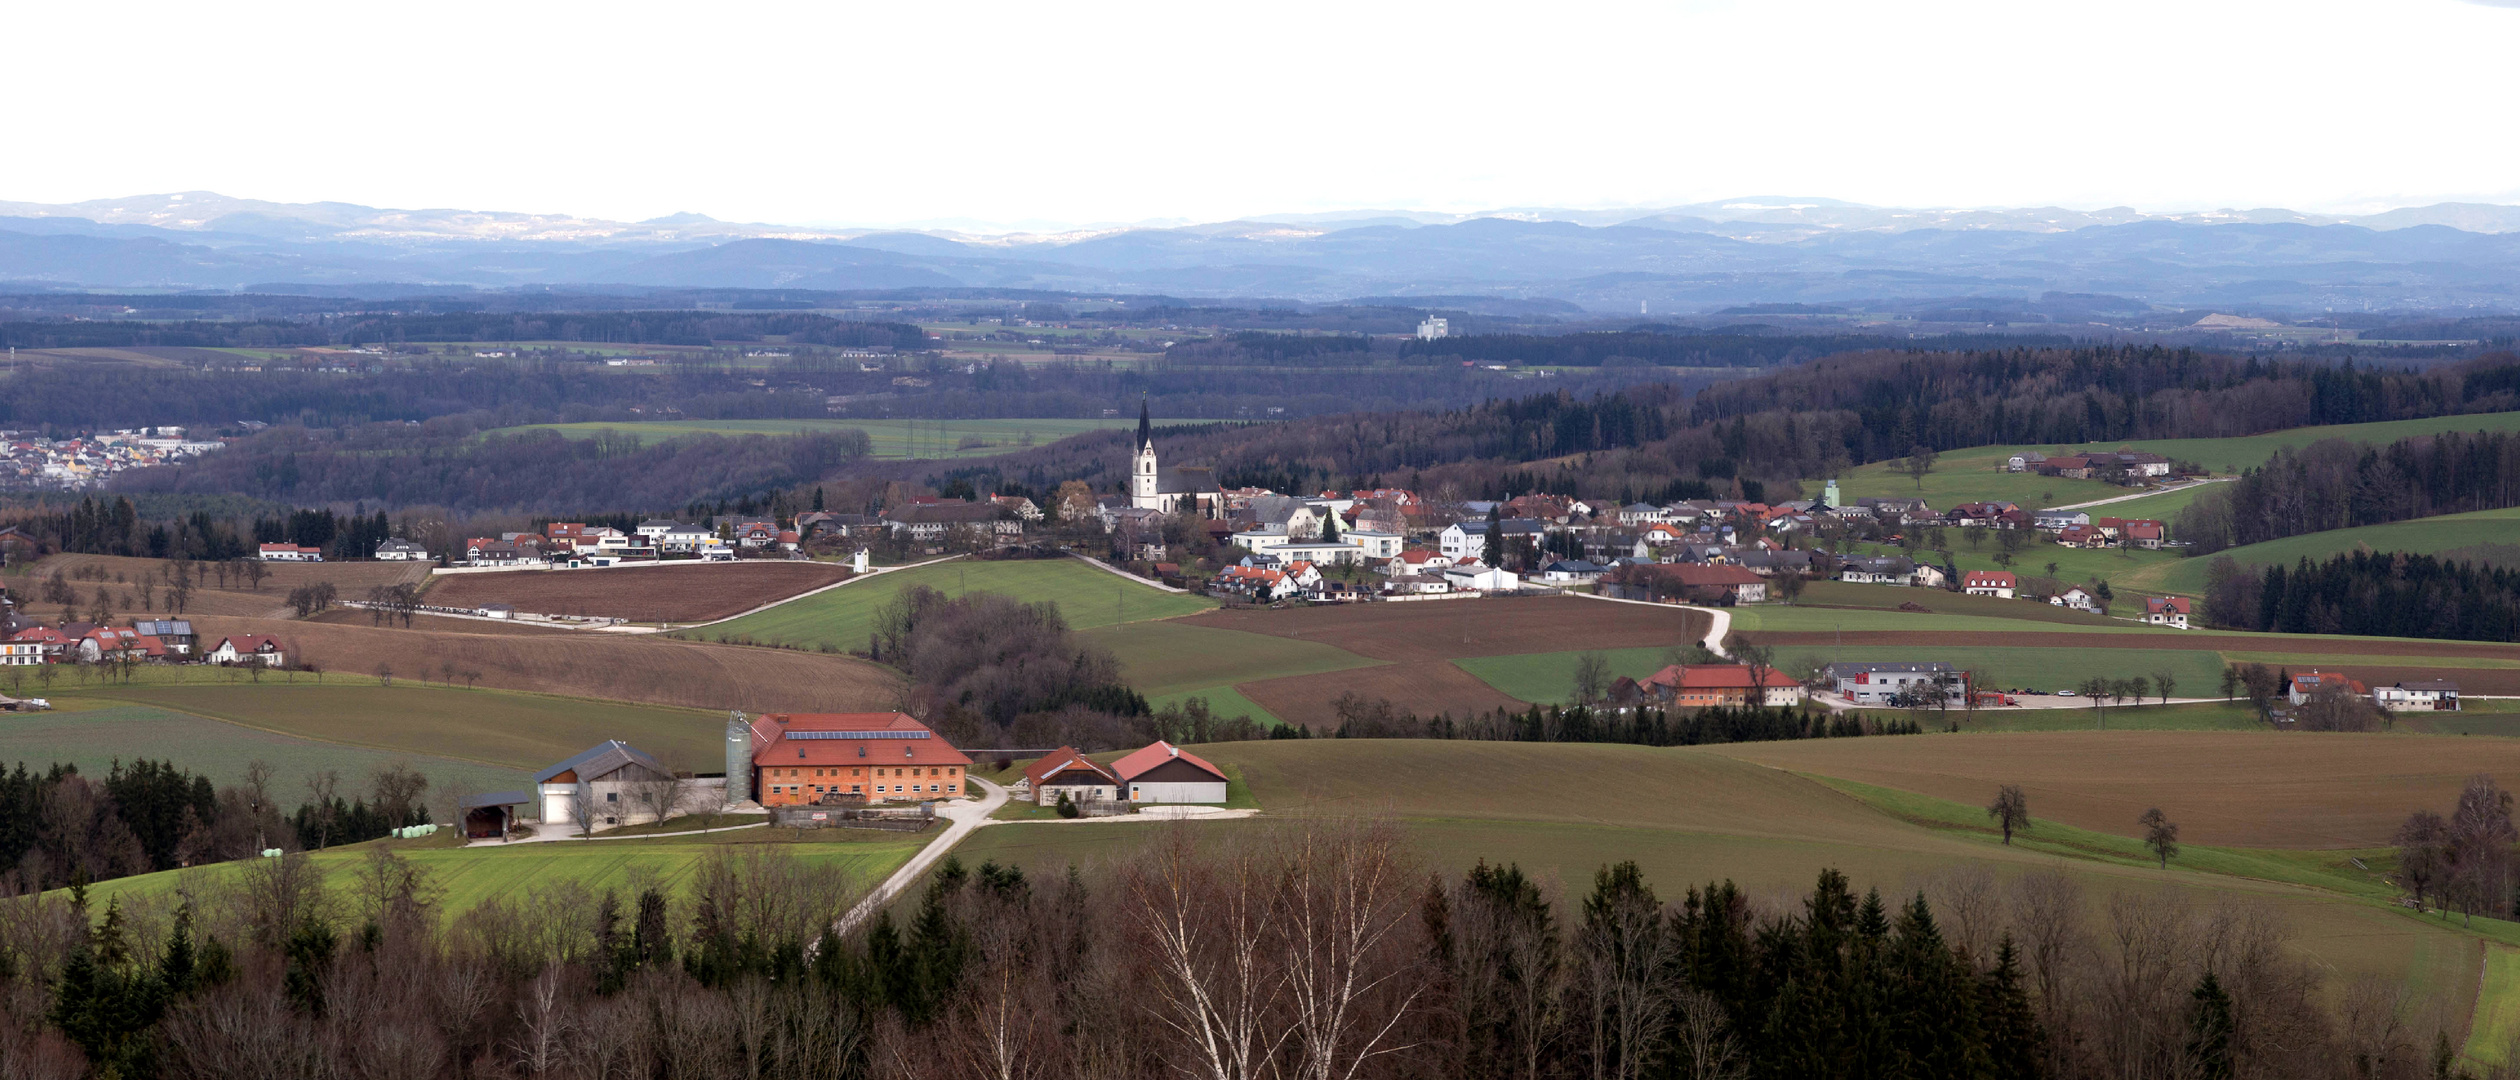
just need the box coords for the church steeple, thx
[1136,395,1151,451]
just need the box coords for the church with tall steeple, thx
[1126,397,1220,516]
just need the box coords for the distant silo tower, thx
[724,711,752,805]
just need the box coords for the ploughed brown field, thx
[1709,731,2520,849]
[1181,594,1710,663]
[422,562,850,623]
[24,553,430,619]
[1238,661,1527,729]
[186,615,902,714]
[304,609,565,635]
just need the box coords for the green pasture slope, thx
[684,557,1212,653]
[2130,505,2520,596]
[484,417,1133,459]
[1821,410,2520,509]
[0,702,529,797]
[85,829,926,920]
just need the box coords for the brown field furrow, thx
[303,609,571,635]
[1751,629,2520,661]
[184,615,902,714]
[1709,731,2520,848]
[422,562,850,623]
[1182,595,1710,663]
[1237,660,1528,728]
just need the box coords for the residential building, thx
[2050,587,2101,613]
[1112,740,1230,803]
[534,740,677,830]
[1022,746,1122,806]
[1822,661,1965,706]
[1443,566,1522,593]
[258,543,323,562]
[885,502,1022,542]
[205,634,286,666]
[747,712,971,806]
[2143,596,2191,629]
[131,619,195,655]
[1416,316,1449,341]
[1839,556,1914,585]
[2375,680,2461,711]
[1962,571,2017,599]
[0,639,41,666]
[2005,451,2047,473]
[2288,671,2369,706]
[1437,518,1547,561]
[1601,563,1768,604]
[2122,520,2167,549]
[1538,559,1607,584]
[2056,524,2107,548]
[374,539,430,561]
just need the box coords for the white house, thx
[205,634,285,667]
[1839,556,1912,585]
[2143,596,2191,629]
[1344,530,1405,559]
[1437,518,1546,562]
[1822,661,1965,706]
[1962,570,2017,599]
[2051,587,2101,613]
[2374,680,2461,711]
[1444,566,1521,592]
[257,543,322,562]
[534,740,679,831]
[374,539,429,561]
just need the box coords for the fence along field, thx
[420,560,850,623]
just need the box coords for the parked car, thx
[2055,689,2076,697]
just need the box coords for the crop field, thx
[1084,620,1380,725]
[86,829,926,919]
[1180,594,1711,664]
[16,553,431,620]
[182,615,903,716]
[484,417,1134,459]
[0,702,530,797]
[2129,505,2520,596]
[424,561,850,623]
[68,682,723,771]
[686,557,1211,652]
[1709,730,2520,848]
[1238,661,1526,728]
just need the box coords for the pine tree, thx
[2187,971,2236,1080]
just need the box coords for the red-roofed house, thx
[2143,596,2192,629]
[1636,664,1807,708]
[2122,520,2166,549]
[1383,549,1454,576]
[748,712,971,806]
[8,626,73,663]
[2288,671,2369,706]
[1111,740,1230,803]
[1604,563,1769,604]
[1962,570,2018,599]
[1021,746,1121,806]
[257,543,323,562]
[2055,524,2106,549]
[206,635,286,667]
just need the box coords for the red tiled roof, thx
[1640,664,1800,690]
[1023,746,1119,789]
[749,712,972,768]
[2145,596,2191,615]
[1964,571,2017,588]
[1111,740,1226,782]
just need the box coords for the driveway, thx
[835,776,1009,933]
[2044,476,2230,512]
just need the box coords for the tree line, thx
[0,816,2453,1080]
[2202,551,2520,642]
[1320,695,1929,744]
[2177,430,2520,555]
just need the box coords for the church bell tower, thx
[1130,397,1160,510]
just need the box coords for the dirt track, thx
[1183,594,1710,664]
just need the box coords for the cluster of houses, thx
[0,609,285,668]
[0,428,226,492]
[2288,671,2464,712]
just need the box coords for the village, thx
[0,426,227,491]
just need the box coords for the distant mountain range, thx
[6,191,2520,313]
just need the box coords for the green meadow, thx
[685,557,1213,653]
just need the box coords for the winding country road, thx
[835,775,1009,933]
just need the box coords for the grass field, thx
[1084,620,1382,698]
[2469,947,2520,1065]
[63,682,724,771]
[483,418,1135,459]
[2130,505,2520,596]
[0,703,530,799]
[84,828,926,919]
[687,557,1212,653]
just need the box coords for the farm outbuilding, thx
[1113,740,1230,804]
[461,790,531,840]
[535,740,677,831]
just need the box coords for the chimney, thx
[1168,744,1179,758]
[772,713,790,724]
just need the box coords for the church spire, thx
[1136,395,1151,451]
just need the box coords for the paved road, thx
[2044,476,2231,512]
[835,776,1009,933]
[1572,592,1733,656]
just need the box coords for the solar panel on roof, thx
[786,730,929,740]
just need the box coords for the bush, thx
[1055,791,1079,819]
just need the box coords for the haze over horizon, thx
[16,0,2520,231]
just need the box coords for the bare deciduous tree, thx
[1987,784,2030,845]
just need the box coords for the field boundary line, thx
[668,554,969,632]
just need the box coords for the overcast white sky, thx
[18,0,2520,231]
